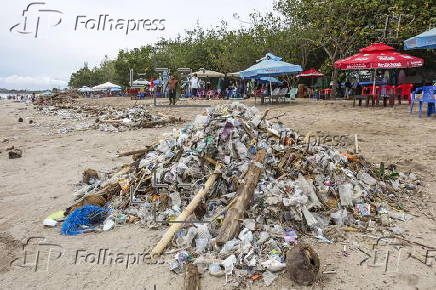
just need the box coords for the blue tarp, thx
[240,53,302,79]
[404,28,436,50]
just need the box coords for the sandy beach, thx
[1,97,435,289]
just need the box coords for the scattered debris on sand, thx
[53,103,420,287]
[35,98,183,133]
[8,148,22,159]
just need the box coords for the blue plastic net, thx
[61,205,108,236]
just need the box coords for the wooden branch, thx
[184,264,200,290]
[215,149,266,245]
[200,154,218,166]
[354,134,359,154]
[117,146,153,157]
[150,164,222,257]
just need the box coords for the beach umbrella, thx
[335,43,424,70]
[296,68,325,78]
[335,43,424,94]
[404,28,436,50]
[240,53,302,79]
[241,53,302,97]
[191,69,225,78]
[296,68,324,89]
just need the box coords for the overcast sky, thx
[0,0,275,90]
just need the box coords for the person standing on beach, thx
[149,77,155,96]
[168,75,178,105]
[191,74,199,99]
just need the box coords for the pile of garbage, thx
[37,104,182,133]
[36,92,79,106]
[56,103,419,286]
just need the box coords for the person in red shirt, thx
[149,77,155,96]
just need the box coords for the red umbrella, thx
[335,43,424,97]
[335,43,424,70]
[296,68,325,78]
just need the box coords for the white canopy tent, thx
[191,69,225,78]
[92,82,121,91]
[132,79,150,87]
[78,86,92,93]
[227,71,241,78]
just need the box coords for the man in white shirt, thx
[191,74,199,98]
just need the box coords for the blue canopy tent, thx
[240,53,302,79]
[240,53,302,98]
[404,28,436,50]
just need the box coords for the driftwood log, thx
[215,149,266,245]
[184,264,200,290]
[150,164,222,257]
[117,146,153,157]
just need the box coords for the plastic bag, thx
[222,254,237,276]
[338,183,353,207]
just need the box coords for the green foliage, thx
[68,1,435,88]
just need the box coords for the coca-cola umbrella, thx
[335,43,424,95]
[296,68,325,78]
[297,68,325,89]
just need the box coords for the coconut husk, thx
[286,243,320,286]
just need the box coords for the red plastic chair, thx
[396,84,414,104]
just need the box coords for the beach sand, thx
[1,98,435,289]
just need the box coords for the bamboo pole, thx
[150,164,222,257]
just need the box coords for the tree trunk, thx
[331,66,339,98]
